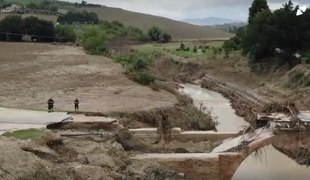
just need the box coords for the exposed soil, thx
[110,92,217,131]
[0,42,176,112]
[170,52,310,167]
[0,131,218,180]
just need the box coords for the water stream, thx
[180,83,310,180]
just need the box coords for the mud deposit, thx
[198,76,310,180]
[0,131,218,180]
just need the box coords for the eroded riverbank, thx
[192,76,310,180]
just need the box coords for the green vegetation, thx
[133,41,225,60]
[148,26,172,43]
[115,53,159,85]
[55,24,77,42]
[4,0,55,4]
[82,26,107,55]
[2,128,49,140]
[57,11,99,24]
[223,0,310,69]
[0,15,68,42]
[26,0,58,12]
[174,42,221,57]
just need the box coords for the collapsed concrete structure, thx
[2,107,310,180]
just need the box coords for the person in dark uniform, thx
[161,110,169,137]
[157,110,170,143]
[47,98,54,112]
[74,98,79,112]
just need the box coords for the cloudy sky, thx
[67,0,309,21]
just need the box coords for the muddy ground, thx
[0,42,176,112]
[0,131,219,180]
[175,52,310,167]
[141,49,310,167]
[0,42,222,180]
[2,41,310,178]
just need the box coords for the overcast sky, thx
[68,0,309,21]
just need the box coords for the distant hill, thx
[183,17,244,26]
[208,22,247,33]
[76,7,234,40]
[0,1,235,40]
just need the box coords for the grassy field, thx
[134,41,225,60]
[0,1,234,40]
[0,13,57,22]
[2,128,48,140]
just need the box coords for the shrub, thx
[202,49,206,53]
[0,15,24,41]
[82,27,108,55]
[193,45,197,53]
[55,24,77,42]
[184,47,190,51]
[130,71,155,85]
[134,59,148,71]
[162,32,172,43]
[222,39,237,51]
[148,26,162,41]
[180,42,185,50]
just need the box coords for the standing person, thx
[158,110,170,144]
[74,98,79,112]
[47,98,54,112]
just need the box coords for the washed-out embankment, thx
[198,74,310,168]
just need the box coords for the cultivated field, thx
[0,5,234,40]
[0,42,177,112]
[0,13,58,22]
[78,7,234,40]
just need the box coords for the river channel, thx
[180,83,310,180]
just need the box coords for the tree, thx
[222,39,237,51]
[26,2,37,9]
[162,32,171,43]
[0,15,24,41]
[57,11,99,24]
[248,0,269,24]
[147,26,162,41]
[50,6,58,12]
[55,24,77,42]
[23,16,55,42]
[82,27,108,55]
[242,9,275,62]
[271,1,302,67]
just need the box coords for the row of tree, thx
[0,15,76,42]
[26,1,58,12]
[0,8,172,45]
[223,0,310,68]
[74,1,101,7]
[57,11,100,24]
[56,11,172,43]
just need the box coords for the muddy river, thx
[181,84,310,180]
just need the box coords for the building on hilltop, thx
[0,4,22,13]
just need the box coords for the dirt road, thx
[0,42,176,112]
